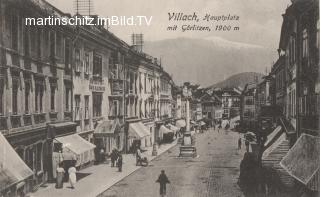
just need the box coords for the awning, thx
[280,134,320,191]
[94,119,120,137]
[55,134,96,167]
[200,121,206,126]
[176,119,186,128]
[128,122,150,139]
[264,126,282,148]
[160,125,173,135]
[262,132,294,187]
[168,124,179,132]
[0,133,33,191]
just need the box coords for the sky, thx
[46,0,291,50]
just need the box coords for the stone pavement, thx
[30,140,177,197]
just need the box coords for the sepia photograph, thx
[0,0,319,196]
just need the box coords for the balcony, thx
[10,115,21,128]
[64,111,72,121]
[23,114,32,126]
[0,116,7,131]
[110,81,123,96]
[34,113,46,124]
[49,111,58,121]
[299,94,320,116]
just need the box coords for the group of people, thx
[238,137,250,152]
[110,148,123,172]
[55,162,77,189]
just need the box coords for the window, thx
[144,73,147,93]
[92,93,102,117]
[50,31,55,58]
[75,49,81,73]
[93,54,102,77]
[84,95,89,119]
[65,85,71,112]
[302,29,308,58]
[84,52,90,75]
[75,95,81,120]
[35,79,44,113]
[11,14,18,50]
[12,78,19,115]
[25,81,30,114]
[64,39,71,74]
[56,32,63,58]
[50,85,56,111]
[0,81,3,115]
[317,19,320,49]
[111,100,119,116]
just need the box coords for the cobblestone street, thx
[99,129,245,197]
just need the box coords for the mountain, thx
[208,72,264,89]
[144,37,275,86]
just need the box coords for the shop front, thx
[126,120,150,152]
[0,133,34,197]
[159,125,175,143]
[4,126,48,192]
[93,119,123,155]
[52,134,96,175]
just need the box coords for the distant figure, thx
[136,147,142,166]
[111,149,118,167]
[218,123,222,133]
[245,140,250,152]
[100,148,105,163]
[55,163,65,189]
[156,170,170,197]
[238,138,242,150]
[68,166,77,189]
[117,154,123,172]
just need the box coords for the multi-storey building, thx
[240,83,258,131]
[271,55,286,115]
[0,0,80,194]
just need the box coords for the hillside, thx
[208,72,264,89]
[144,37,275,86]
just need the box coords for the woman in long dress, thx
[68,166,77,189]
[55,163,65,189]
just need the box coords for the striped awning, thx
[262,132,295,188]
[280,134,320,191]
[176,119,186,128]
[0,133,33,192]
[128,122,150,139]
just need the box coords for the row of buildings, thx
[240,0,319,195]
[0,0,177,196]
[175,82,242,128]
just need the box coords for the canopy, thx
[264,126,282,148]
[280,134,320,191]
[0,133,33,191]
[159,125,174,139]
[176,119,186,128]
[262,132,294,187]
[55,134,96,167]
[128,122,150,139]
[199,121,206,126]
[168,124,179,132]
[94,119,120,137]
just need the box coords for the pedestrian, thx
[238,138,242,150]
[111,149,117,167]
[100,148,105,164]
[156,170,170,197]
[55,163,65,189]
[136,147,142,166]
[213,121,216,131]
[245,140,250,152]
[117,154,123,172]
[218,123,222,133]
[68,166,77,189]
